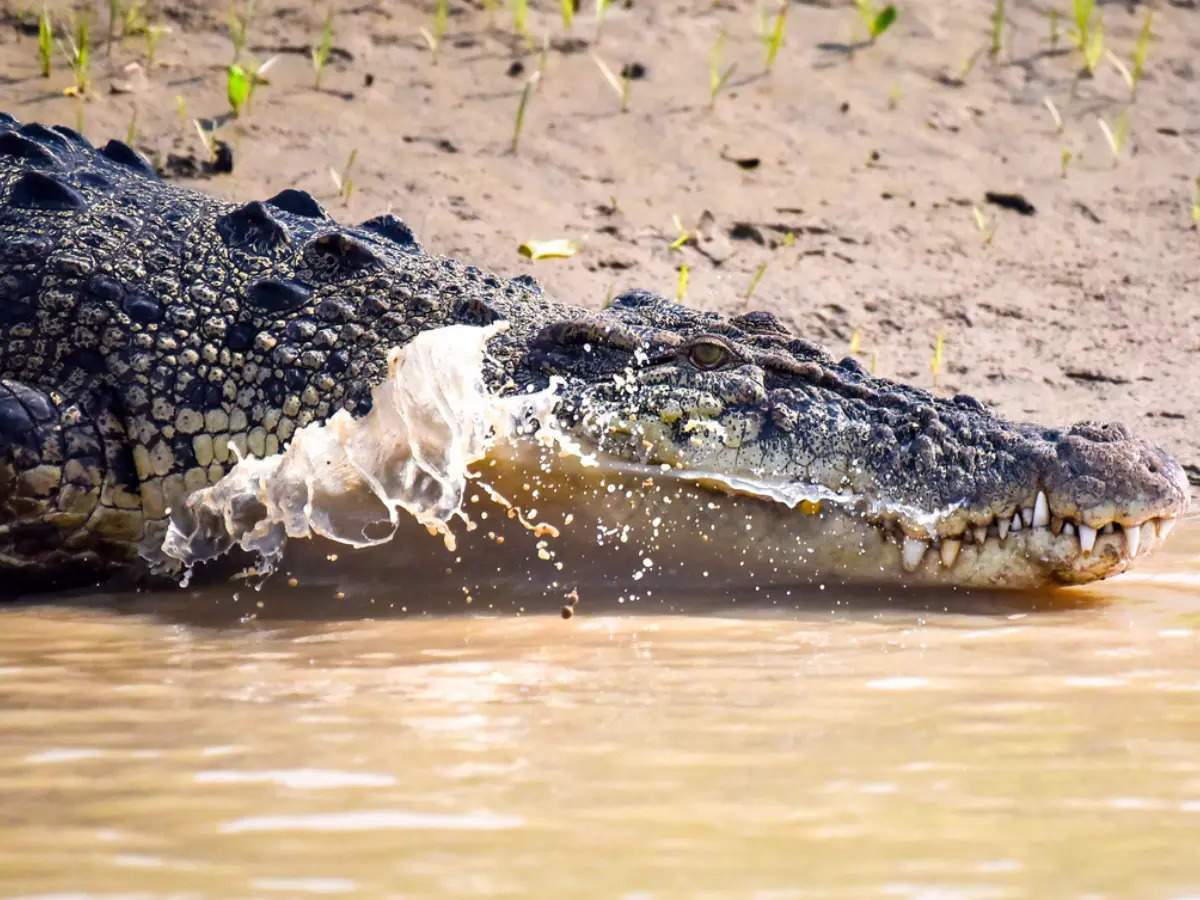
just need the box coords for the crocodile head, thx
[518,291,1189,588]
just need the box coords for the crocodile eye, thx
[688,340,731,371]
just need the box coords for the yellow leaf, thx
[517,238,581,260]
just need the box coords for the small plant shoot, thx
[1042,96,1063,132]
[930,330,945,386]
[745,262,768,300]
[1098,111,1129,166]
[595,0,611,39]
[759,2,787,73]
[420,0,449,63]
[1130,9,1153,98]
[193,118,217,161]
[227,63,251,116]
[1069,0,1103,76]
[590,52,631,111]
[38,8,52,78]
[669,214,691,251]
[328,149,358,203]
[513,0,531,47]
[511,72,539,154]
[708,32,737,108]
[312,10,334,89]
[60,11,92,96]
[971,205,994,245]
[855,0,897,43]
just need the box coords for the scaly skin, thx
[0,114,1189,591]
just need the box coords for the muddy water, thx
[1,522,1198,896]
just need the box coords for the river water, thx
[1,516,1198,896]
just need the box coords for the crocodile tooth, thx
[997,517,1010,541]
[1141,521,1156,551]
[972,525,987,544]
[1125,523,1141,557]
[1078,523,1097,554]
[1159,518,1176,540]
[1062,522,1075,537]
[901,536,928,572]
[1021,506,1034,527]
[1010,513,1022,533]
[1032,491,1050,528]
[940,539,962,568]
[1101,523,1114,535]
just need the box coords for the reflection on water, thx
[1,523,1198,895]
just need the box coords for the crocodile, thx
[0,113,1189,593]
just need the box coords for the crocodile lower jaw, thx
[879,512,1176,584]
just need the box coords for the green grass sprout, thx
[708,31,737,109]
[143,23,168,68]
[175,93,188,123]
[745,262,768,300]
[107,0,122,49]
[590,51,631,111]
[126,107,137,145]
[227,0,255,64]
[1192,178,1200,226]
[37,7,52,77]
[669,214,691,251]
[328,148,358,203]
[676,264,689,301]
[312,10,334,88]
[535,32,550,87]
[123,1,149,39]
[1042,95,1063,132]
[930,330,945,386]
[759,2,787,73]
[1098,110,1129,166]
[225,54,275,118]
[511,71,539,154]
[1047,9,1059,49]
[595,0,611,39]
[1060,147,1072,178]
[855,0,897,44]
[971,205,994,245]
[1129,9,1153,98]
[192,118,216,161]
[59,10,91,96]
[419,0,449,62]
[560,0,575,31]
[959,46,985,81]
[1069,0,1103,76]
[513,0,532,48]
[990,0,1004,56]
[227,63,251,116]
[1105,48,1132,92]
